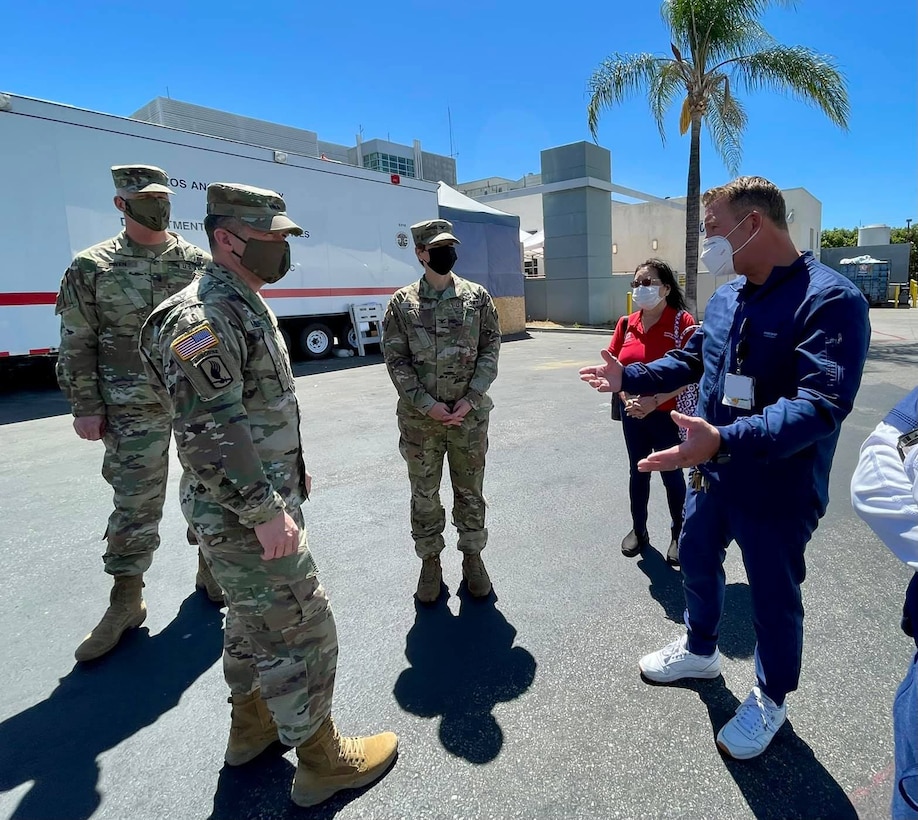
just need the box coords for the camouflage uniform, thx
[139,184,336,746]
[55,165,209,576]
[382,221,501,559]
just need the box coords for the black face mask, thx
[123,197,171,232]
[425,245,457,275]
[229,232,291,284]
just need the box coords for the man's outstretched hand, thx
[579,349,623,394]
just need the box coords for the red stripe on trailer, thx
[265,287,396,298]
[0,352,9,357]
[29,348,52,355]
[0,292,58,306]
[1,289,399,305]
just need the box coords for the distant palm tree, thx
[587,0,848,310]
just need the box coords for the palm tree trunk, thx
[683,114,702,314]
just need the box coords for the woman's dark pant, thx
[620,408,686,537]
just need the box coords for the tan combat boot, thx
[195,550,225,605]
[225,689,280,766]
[415,556,442,603]
[74,575,146,662]
[291,716,398,807]
[462,554,492,597]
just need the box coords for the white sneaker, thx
[638,635,722,683]
[716,686,787,760]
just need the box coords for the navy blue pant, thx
[681,482,820,705]
[620,409,686,537]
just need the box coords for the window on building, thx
[363,152,416,178]
[524,257,543,279]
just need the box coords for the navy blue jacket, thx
[621,252,870,516]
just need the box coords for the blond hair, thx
[702,176,788,231]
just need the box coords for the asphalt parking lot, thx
[1,308,916,820]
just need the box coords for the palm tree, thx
[587,0,848,310]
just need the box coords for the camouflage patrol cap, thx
[111,165,174,195]
[410,219,460,247]
[206,183,303,235]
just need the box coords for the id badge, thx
[722,373,754,410]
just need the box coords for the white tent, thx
[522,229,544,254]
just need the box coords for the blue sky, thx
[2,0,915,229]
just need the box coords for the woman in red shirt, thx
[608,259,697,566]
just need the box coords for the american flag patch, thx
[171,323,220,361]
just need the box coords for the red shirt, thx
[607,305,697,412]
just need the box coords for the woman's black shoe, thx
[621,529,650,557]
[666,537,681,567]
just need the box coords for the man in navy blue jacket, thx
[581,176,870,760]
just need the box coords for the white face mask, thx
[632,285,664,310]
[700,212,759,277]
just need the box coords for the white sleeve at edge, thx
[851,421,918,570]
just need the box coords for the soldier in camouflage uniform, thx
[56,164,221,664]
[139,183,398,808]
[382,218,501,603]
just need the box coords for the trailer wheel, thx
[300,323,333,359]
[346,325,359,350]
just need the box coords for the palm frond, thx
[663,0,785,70]
[730,45,849,127]
[649,60,688,141]
[587,53,671,138]
[704,76,748,174]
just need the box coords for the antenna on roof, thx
[166,86,171,99]
[448,106,456,158]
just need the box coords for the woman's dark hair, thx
[635,258,686,310]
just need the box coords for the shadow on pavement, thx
[393,586,537,764]
[864,341,918,368]
[0,593,224,820]
[0,359,69,425]
[208,750,388,820]
[637,546,756,660]
[668,677,858,820]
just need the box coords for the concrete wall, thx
[131,97,320,157]
[523,278,548,321]
[317,140,350,163]
[539,142,614,325]
[421,152,457,186]
[611,200,687,276]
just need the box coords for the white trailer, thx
[0,93,438,362]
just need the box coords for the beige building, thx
[458,175,822,317]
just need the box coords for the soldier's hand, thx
[255,510,300,561]
[427,402,453,423]
[305,471,313,497]
[444,398,473,427]
[579,349,624,393]
[73,415,106,441]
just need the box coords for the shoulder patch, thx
[198,354,235,389]
[171,322,220,361]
